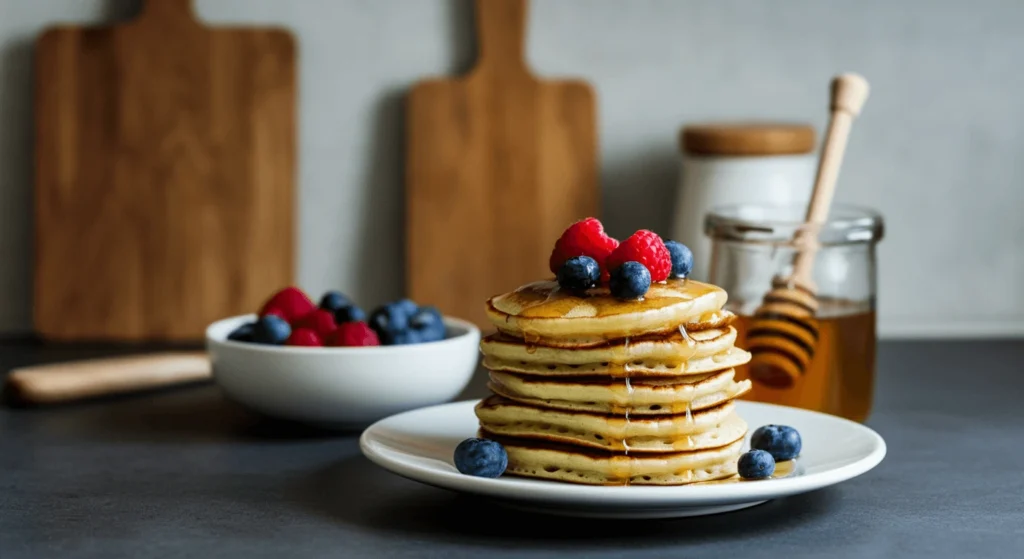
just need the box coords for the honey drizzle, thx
[677,323,699,373]
[523,330,540,354]
[617,331,635,483]
[678,312,694,408]
[506,279,719,320]
[622,376,634,457]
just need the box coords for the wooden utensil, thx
[406,0,598,329]
[745,73,870,387]
[34,0,296,341]
[4,352,210,405]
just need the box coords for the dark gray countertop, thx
[2,340,1023,558]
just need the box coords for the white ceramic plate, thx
[360,399,886,519]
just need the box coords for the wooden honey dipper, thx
[745,73,870,388]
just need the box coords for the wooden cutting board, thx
[407,0,598,329]
[33,0,296,341]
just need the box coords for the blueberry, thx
[385,329,422,346]
[395,298,419,316]
[454,438,507,478]
[410,306,445,342]
[557,256,601,292]
[424,323,447,343]
[409,305,441,328]
[335,305,366,324]
[227,322,255,342]
[428,323,447,342]
[750,424,802,461]
[738,449,776,480]
[663,240,694,279]
[369,299,436,344]
[318,290,351,313]
[252,315,291,345]
[609,261,651,300]
[369,301,412,335]
[369,309,388,334]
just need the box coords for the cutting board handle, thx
[138,0,198,27]
[5,352,210,405]
[474,0,531,78]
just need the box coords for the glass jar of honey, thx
[705,204,884,422]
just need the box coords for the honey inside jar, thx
[732,299,876,422]
[705,204,884,422]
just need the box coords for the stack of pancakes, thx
[475,278,752,485]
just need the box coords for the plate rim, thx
[359,399,886,507]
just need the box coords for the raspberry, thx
[286,328,322,347]
[259,286,316,324]
[328,321,380,347]
[605,230,672,282]
[548,218,619,277]
[294,309,337,339]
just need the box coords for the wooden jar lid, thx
[680,123,816,156]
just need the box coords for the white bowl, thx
[205,314,481,429]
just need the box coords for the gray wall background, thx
[2,0,1022,338]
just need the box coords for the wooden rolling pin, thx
[4,352,210,405]
[745,73,870,388]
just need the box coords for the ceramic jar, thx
[671,123,817,282]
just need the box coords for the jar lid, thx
[680,122,816,156]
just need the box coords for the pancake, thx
[483,346,751,378]
[490,436,744,486]
[488,369,752,415]
[479,327,744,375]
[476,396,747,452]
[486,278,730,347]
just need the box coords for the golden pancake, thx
[486,278,729,347]
[479,326,744,374]
[475,396,747,452]
[490,436,744,486]
[488,369,752,415]
[482,346,751,378]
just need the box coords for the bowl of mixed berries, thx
[205,287,480,428]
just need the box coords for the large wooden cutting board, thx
[406,0,598,329]
[33,0,295,341]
